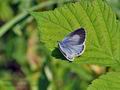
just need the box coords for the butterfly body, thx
[58,28,86,61]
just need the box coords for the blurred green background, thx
[0,0,120,90]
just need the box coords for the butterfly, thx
[58,28,86,61]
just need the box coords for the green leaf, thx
[31,0,120,66]
[0,1,13,21]
[87,72,120,90]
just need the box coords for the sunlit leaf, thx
[88,72,120,90]
[32,0,120,66]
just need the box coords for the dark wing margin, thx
[70,28,86,45]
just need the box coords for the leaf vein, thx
[41,13,71,32]
[79,2,101,47]
[96,0,113,56]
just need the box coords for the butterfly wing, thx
[58,42,75,61]
[58,28,86,61]
[68,44,85,56]
[62,28,86,45]
[58,42,85,61]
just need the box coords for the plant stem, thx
[0,0,74,38]
[0,1,58,38]
[0,13,27,37]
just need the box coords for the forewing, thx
[62,28,86,45]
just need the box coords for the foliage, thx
[107,0,120,19]
[88,72,120,90]
[32,0,120,66]
[0,0,120,90]
[32,0,120,90]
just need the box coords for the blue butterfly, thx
[58,28,86,61]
